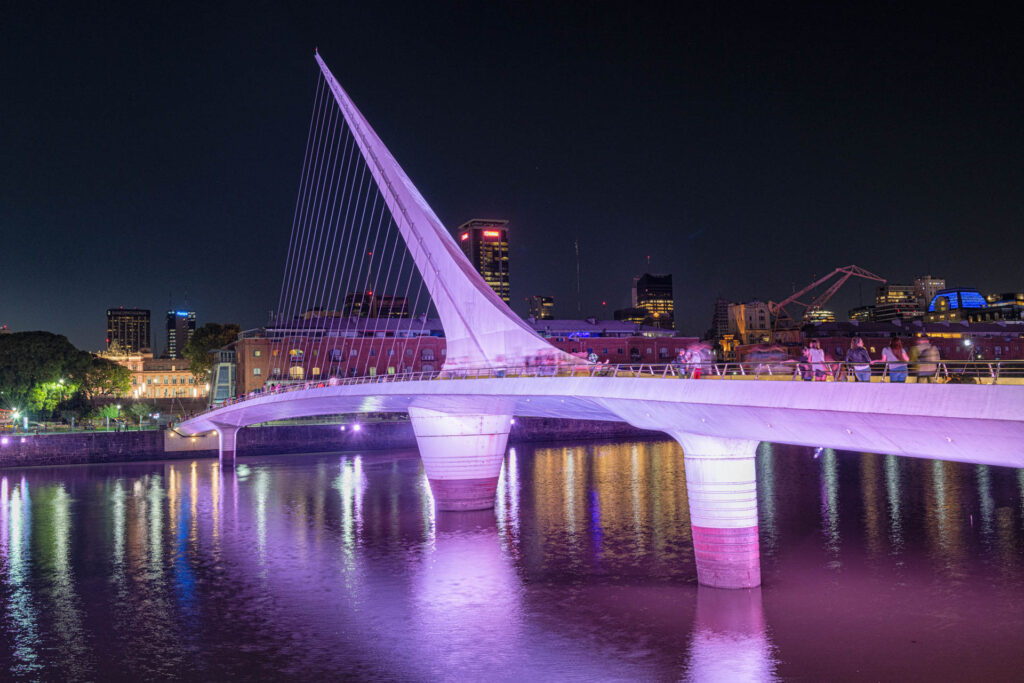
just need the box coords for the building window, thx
[289,349,304,362]
[311,367,321,376]
[421,349,435,361]
[254,350,262,357]
[369,349,376,357]
[272,349,279,356]
[405,348,413,356]
[289,366,305,380]
[253,368,262,376]
[350,349,358,357]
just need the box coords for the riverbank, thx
[0,417,664,469]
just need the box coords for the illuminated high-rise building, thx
[165,310,196,358]
[106,307,151,353]
[455,219,510,303]
[526,295,555,320]
[635,273,674,330]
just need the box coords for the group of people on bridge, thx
[801,336,941,383]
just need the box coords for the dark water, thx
[2,440,1024,681]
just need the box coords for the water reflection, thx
[884,454,904,555]
[684,587,778,682]
[411,511,523,677]
[1,442,1024,679]
[819,448,840,564]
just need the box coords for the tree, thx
[127,402,154,429]
[183,323,241,381]
[81,356,132,398]
[0,331,91,417]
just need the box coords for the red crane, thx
[770,265,886,332]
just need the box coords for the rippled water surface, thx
[2,440,1024,680]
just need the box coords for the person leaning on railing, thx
[844,337,872,382]
[879,338,909,383]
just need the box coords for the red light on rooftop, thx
[483,230,501,237]
[460,233,469,241]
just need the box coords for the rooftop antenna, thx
[574,238,582,315]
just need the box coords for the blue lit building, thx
[925,288,993,323]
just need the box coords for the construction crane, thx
[770,265,886,335]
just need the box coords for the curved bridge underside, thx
[180,380,1024,467]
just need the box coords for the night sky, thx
[3,2,1022,351]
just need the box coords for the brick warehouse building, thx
[228,318,698,396]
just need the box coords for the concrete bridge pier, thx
[214,424,239,470]
[670,433,760,589]
[408,406,512,511]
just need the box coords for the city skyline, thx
[3,4,1023,350]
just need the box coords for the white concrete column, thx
[214,424,239,470]
[408,406,512,511]
[671,432,760,589]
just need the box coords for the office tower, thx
[166,310,196,358]
[107,308,151,353]
[455,219,510,303]
[526,295,555,320]
[635,273,674,330]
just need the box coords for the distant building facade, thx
[455,219,510,303]
[526,295,555,320]
[99,350,207,400]
[106,308,151,353]
[343,292,410,318]
[727,300,771,345]
[924,288,990,323]
[873,284,921,322]
[914,275,946,311]
[165,310,196,359]
[985,292,1024,322]
[803,307,836,324]
[634,273,674,330]
[227,318,695,395]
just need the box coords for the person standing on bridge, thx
[880,337,909,382]
[845,337,872,382]
[910,336,940,382]
[802,340,827,381]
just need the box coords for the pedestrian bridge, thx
[183,53,1024,589]
[180,363,1024,467]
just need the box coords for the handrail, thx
[191,360,1024,420]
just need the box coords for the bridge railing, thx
[199,360,1024,415]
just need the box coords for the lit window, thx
[253,368,262,376]
[254,350,262,357]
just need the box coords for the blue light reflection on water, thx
[1,442,1024,679]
